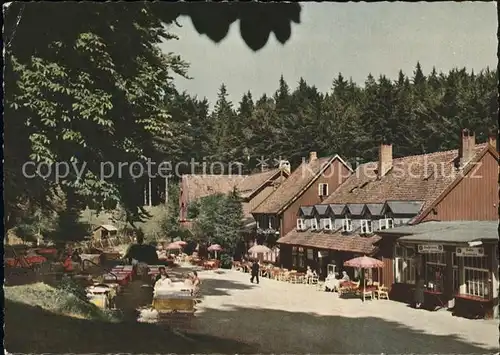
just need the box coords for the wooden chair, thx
[316,280,325,291]
[361,289,374,301]
[374,285,389,300]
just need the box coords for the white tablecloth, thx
[154,282,194,297]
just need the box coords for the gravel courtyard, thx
[193,269,499,353]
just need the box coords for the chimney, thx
[309,151,318,162]
[459,129,475,167]
[278,160,291,175]
[378,143,393,178]
[488,131,497,151]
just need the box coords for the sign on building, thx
[418,244,444,253]
[456,247,485,257]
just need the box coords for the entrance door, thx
[327,264,336,276]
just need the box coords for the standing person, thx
[250,259,260,284]
[414,271,425,309]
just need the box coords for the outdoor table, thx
[5,255,47,267]
[424,289,446,310]
[36,248,58,255]
[103,272,130,286]
[153,283,195,312]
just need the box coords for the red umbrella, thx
[207,244,222,252]
[207,244,223,258]
[343,256,384,269]
[165,242,182,250]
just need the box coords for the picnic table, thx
[153,282,196,312]
[5,255,47,267]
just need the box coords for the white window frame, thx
[341,218,353,232]
[360,220,373,234]
[310,218,319,230]
[394,246,416,284]
[378,218,394,230]
[296,218,306,231]
[462,256,489,299]
[268,216,275,229]
[320,218,332,230]
[318,183,329,197]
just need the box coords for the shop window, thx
[306,248,314,260]
[425,253,446,292]
[292,247,305,269]
[394,246,416,284]
[463,256,489,299]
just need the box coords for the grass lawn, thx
[5,282,255,353]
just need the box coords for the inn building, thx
[275,129,498,318]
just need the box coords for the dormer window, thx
[296,218,306,231]
[320,218,332,230]
[360,220,373,234]
[318,183,329,197]
[378,218,394,230]
[310,218,319,230]
[341,218,353,232]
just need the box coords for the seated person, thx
[184,274,194,286]
[154,267,172,289]
[325,271,340,292]
[191,271,201,288]
[341,271,351,282]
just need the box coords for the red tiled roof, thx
[181,168,285,204]
[252,155,351,215]
[323,144,488,216]
[181,174,246,204]
[277,229,380,255]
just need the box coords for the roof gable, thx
[236,168,288,199]
[362,203,384,216]
[345,203,365,216]
[251,155,351,215]
[299,206,314,217]
[382,200,424,216]
[412,144,498,223]
[313,204,329,216]
[327,204,346,216]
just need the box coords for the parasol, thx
[343,256,384,302]
[165,242,182,250]
[248,244,272,254]
[343,256,384,269]
[207,244,223,258]
[175,240,187,246]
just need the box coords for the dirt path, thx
[193,269,499,353]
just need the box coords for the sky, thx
[160,2,498,108]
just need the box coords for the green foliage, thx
[193,190,244,253]
[219,253,233,269]
[4,2,190,233]
[56,275,89,303]
[157,183,193,241]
